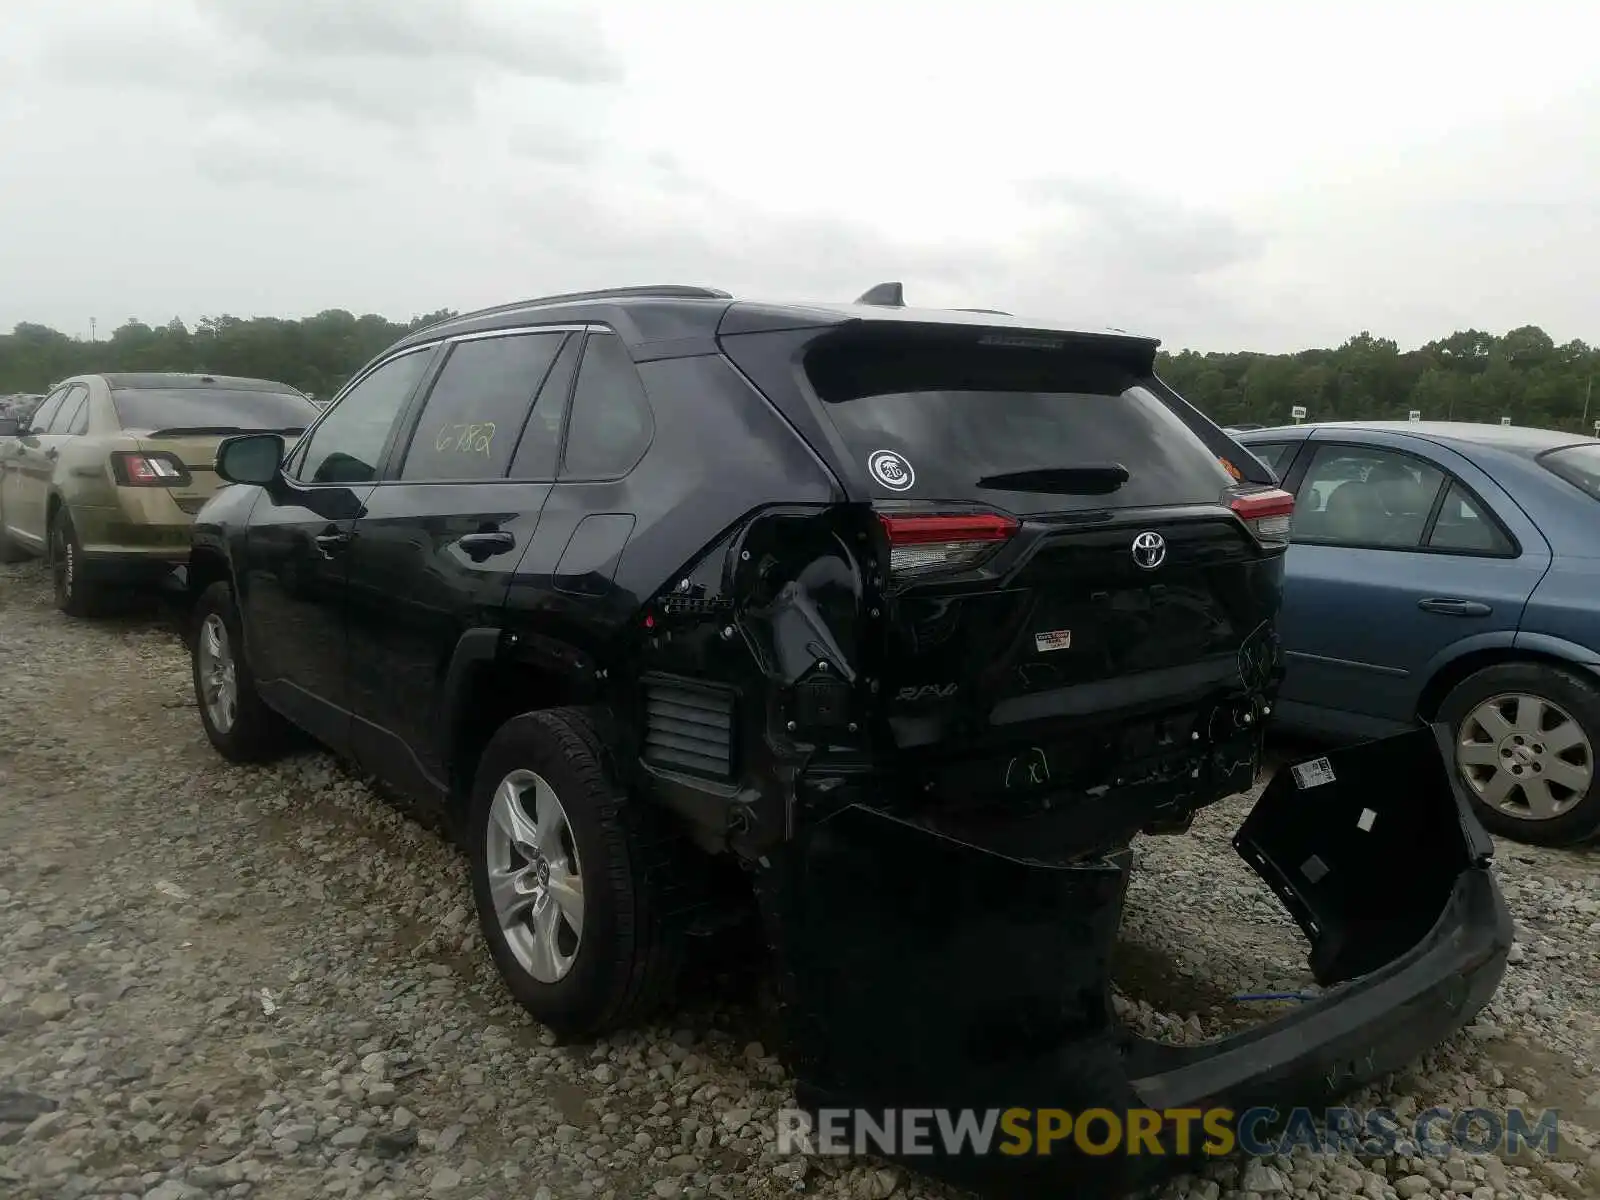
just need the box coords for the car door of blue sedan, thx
[1272,429,1553,740]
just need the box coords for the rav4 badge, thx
[896,683,957,702]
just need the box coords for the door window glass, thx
[1426,481,1513,554]
[51,386,90,435]
[509,334,580,479]
[292,350,432,485]
[399,332,565,482]
[26,387,69,435]
[1293,445,1445,548]
[559,332,654,478]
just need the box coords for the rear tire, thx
[190,580,295,763]
[469,707,688,1038]
[49,509,107,616]
[1438,662,1600,847]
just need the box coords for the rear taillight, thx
[876,511,1019,578]
[1228,488,1295,546]
[110,451,191,487]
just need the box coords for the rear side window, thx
[111,387,319,433]
[399,332,565,482]
[1426,481,1513,554]
[47,385,90,434]
[803,338,1235,512]
[559,332,653,479]
[1541,444,1600,502]
[27,387,69,434]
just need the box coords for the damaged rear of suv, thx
[190,283,1512,1199]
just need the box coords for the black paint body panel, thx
[184,290,1509,1200]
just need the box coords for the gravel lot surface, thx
[3,557,1600,1200]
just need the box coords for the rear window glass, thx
[112,387,319,434]
[1541,444,1600,502]
[804,340,1235,511]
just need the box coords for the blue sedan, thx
[1232,421,1600,847]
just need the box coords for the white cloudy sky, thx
[0,0,1595,353]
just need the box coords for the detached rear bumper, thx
[759,724,1513,1199]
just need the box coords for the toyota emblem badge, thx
[1131,531,1167,570]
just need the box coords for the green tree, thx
[3,313,1593,434]
[1156,325,1595,432]
[0,309,458,398]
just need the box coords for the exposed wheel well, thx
[446,661,584,814]
[445,663,758,934]
[187,548,230,599]
[1417,647,1590,722]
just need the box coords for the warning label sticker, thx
[1290,756,1336,790]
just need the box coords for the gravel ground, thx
[3,557,1600,1200]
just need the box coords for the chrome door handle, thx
[313,530,351,558]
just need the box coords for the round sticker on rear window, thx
[868,449,915,492]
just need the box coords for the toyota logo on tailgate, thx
[1131,531,1167,569]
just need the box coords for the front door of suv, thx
[342,327,580,803]
[240,346,437,752]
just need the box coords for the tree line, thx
[1,313,1596,433]
[0,311,455,405]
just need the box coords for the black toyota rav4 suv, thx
[187,284,1509,1198]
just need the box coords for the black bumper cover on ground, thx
[762,724,1514,1198]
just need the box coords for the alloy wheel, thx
[1457,691,1594,821]
[483,769,585,983]
[197,613,239,733]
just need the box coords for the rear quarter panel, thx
[504,350,842,662]
[1514,472,1600,663]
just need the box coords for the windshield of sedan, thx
[1541,444,1600,502]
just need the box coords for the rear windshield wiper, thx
[975,464,1130,495]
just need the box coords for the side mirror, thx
[0,417,21,437]
[216,433,285,486]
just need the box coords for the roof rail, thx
[410,285,733,337]
[519,284,732,306]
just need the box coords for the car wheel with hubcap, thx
[468,707,686,1038]
[1439,662,1600,847]
[189,580,295,762]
